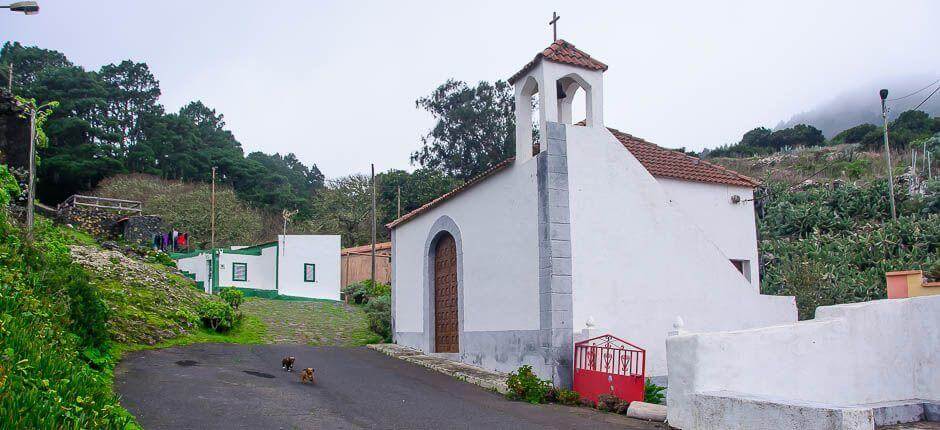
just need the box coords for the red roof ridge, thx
[606,127,760,188]
[342,242,391,255]
[386,157,515,229]
[508,39,608,84]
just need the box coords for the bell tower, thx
[508,39,607,163]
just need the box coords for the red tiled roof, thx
[607,127,760,188]
[508,39,608,84]
[385,157,515,229]
[342,242,391,255]
[387,126,758,229]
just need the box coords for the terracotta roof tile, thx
[342,242,391,255]
[387,126,758,229]
[607,127,760,188]
[508,39,608,84]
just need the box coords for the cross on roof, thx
[549,12,560,41]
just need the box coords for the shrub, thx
[506,365,552,404]
[363,293,391,342]
[219,287,244,311]
[343,279,390,304]
[927,260,940,282]
[556,388,581,406]
[645,379,666,404]
[198,299,236,332]
[147,250,176,268]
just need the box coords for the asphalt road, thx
[115,343,666,430]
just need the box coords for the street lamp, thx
[1,1,39,14]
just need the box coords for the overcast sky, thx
[3,0,938,177]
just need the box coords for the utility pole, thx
[397,185,401,218]
[371,163,377,287]
[7,63,11,92]
[880,89,897,221]
[210,166,217,249]
[25,107,36,238]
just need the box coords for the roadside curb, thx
[367,344,509,394]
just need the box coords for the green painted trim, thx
[213,286,279,299]
[169,250,207,259]
[232,262,247,281]
[221,241,278,256]
[303,263,316,282]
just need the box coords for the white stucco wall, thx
[276,235,340,300]
[658,178,760,286]
[392,160,540,335]
[666,295,940,429]
[217,244,278,291]
[176,252,210,292]
[564,124,796,377]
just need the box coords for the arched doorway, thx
[433,233,458,353]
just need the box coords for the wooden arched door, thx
[434,233,458,353]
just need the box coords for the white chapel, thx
[388,39,796,386]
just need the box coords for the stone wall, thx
[0,88,29,170]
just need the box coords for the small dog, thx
[300,367,315,384]
[281,356,295,372]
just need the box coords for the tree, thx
[375,168,462,227]
[412,80,515,181]
[768,124,825,150]
[0,41,72,91]
[98,60,163,153]
[832,123,878,145]
[302,174,375,247]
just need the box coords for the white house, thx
[388,40,796,386]
[173,234,340,301]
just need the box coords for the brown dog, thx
[281,356,295,372]
[300,367,315,384]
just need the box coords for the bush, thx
[198,299,236,332]
[596,394,629,413]
[147,250,176,268]
[506,365,552,404]
[343,279,390,304]
[219,287,244,311]
[556,388,581,406]
[363,293,391,342]
[645,380,666,404]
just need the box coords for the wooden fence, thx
[58,194,142,214]
[341,244,391,287]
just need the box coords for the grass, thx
[241,298,382,346]
[116,315,267,356]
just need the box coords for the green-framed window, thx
[304,263,316,283]
[232,262,247,281]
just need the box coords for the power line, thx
[887,78,940,101]
[910,84,940,112]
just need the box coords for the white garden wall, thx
[666,295,940,429]
[658,178,760,286]
[217,244,278,291]
[564,125,796,377]
[176,252,210,293]
[277,235,340,300]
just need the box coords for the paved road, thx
[115,344,666,430]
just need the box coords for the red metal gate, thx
[573,334,645,404]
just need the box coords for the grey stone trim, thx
[394,331,424,350]
[536,121,574,388]
[421,215,464,353]
[458,329,545,376]
[390,229,396,340]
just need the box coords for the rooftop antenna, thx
[549,12,560,42]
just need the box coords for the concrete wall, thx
[666,295,940,429]
[564,124,796,377]
[217,244,278,291]
[176,252,210,293]
[658,178,760,286]
[277,235,340,300]
[391,158,543,375]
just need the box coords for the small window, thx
[730,259,751,282]
[304,263,316,283]
[232,262,247,281]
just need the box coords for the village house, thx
[387,40,797,386]
[173,234,341,300]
